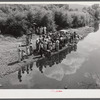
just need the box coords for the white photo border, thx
[0,1,100,98]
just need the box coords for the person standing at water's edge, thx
[43,26,47,34]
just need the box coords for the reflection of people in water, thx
[17,62,34,82]
[22,67,25,74]
[39,65,43,73]
[26,65,29,74]
[18,69,22,82]
[73,44,77,51]
[94,22,99,32]
[30,62,34,71]
[55,53,59,64]
[36,43,77,73]
[36,59,45,73]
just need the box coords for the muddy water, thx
[0,25,100,89]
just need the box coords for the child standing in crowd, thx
[55,39,60,51]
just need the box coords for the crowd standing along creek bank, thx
[0,26,94,78]
[0,4,100,82]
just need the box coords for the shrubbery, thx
[0,4,99,37]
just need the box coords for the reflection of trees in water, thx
[78,81,99,89]
[94,22,99,32]
[17,62,34,82]
[78,73,100,89]
[36,44,77,73]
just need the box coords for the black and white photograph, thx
[0,2,100,90]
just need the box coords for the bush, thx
[0,4,98,37]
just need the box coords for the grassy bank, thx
[0,26,94,78]
[70,26,94,38]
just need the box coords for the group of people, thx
[35,30,79,57]
[18,25,47,61]
[18,25,79,62]
[35,26,47,35]
[18,29,33,61]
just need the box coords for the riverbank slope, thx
[0,26,94,78]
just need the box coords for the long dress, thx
[55,40,60,51]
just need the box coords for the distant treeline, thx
[0,4,100,37]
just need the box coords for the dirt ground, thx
[0,34,38,77]
[0,26,94,78]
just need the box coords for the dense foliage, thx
[0,4,100,37]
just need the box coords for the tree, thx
[41,11,56,32]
